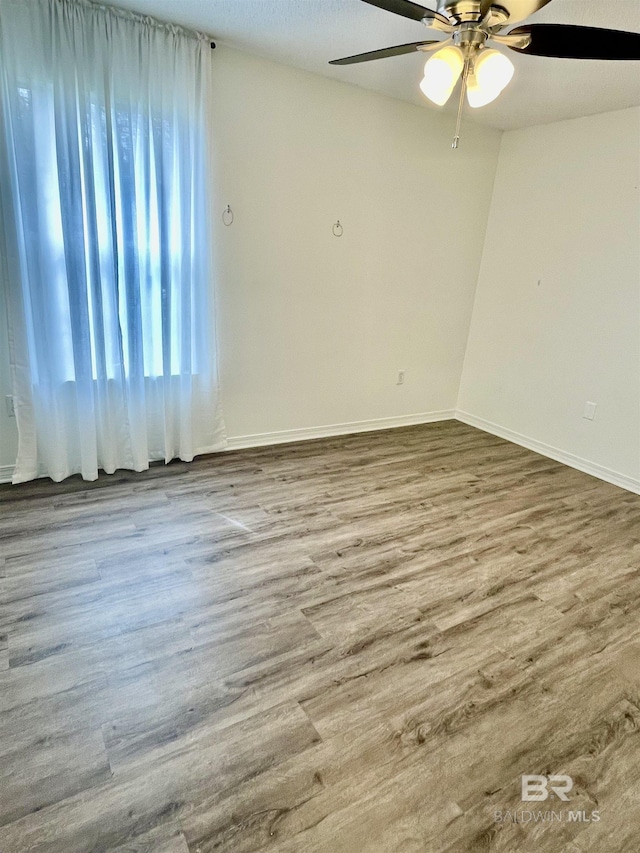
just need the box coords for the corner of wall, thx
[455,127,506,413]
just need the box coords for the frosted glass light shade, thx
[466,48,514,108]
[419,46,464,106]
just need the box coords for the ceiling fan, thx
[329,0,640,147]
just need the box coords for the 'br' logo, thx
[521,775,573,802]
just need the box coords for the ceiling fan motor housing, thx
[437,1,484,23]
[436,1,510,25]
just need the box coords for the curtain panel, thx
[0,0,226,483]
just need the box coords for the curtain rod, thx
[55,0,218,49]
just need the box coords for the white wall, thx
[209,46,501,443]
[458,107,640,491]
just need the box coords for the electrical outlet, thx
[397,370,405,386]
[583,401,597,421]
[5,395,15,417]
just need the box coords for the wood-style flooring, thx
[1,421,640,853]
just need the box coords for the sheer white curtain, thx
[0,0,226,483]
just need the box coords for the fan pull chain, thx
[452,55,472,150]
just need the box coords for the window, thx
[1,0,224,483]
[10,81,201,383]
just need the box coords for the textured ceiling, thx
[101,0,640,130]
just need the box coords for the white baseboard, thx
[3,410,638,497]
[456,410,640,496]
[0,412,455,484]
[225,410,457,451]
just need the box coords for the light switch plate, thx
[583,401,597,421]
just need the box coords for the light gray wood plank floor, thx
[1,421,639,852]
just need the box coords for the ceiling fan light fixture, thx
[419,45,464,106]
[466,48,515,108]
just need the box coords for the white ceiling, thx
[102,0,640,130]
